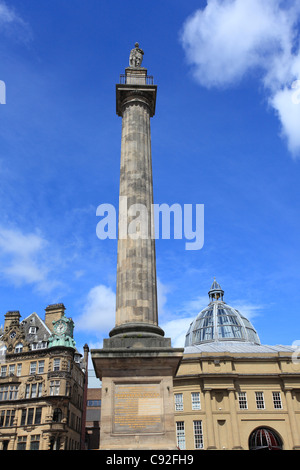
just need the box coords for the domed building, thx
[173,280,300,450]
[185,279,260,348]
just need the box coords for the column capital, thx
[116,83,157,117]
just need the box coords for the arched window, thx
[53,408,62,423]
[249,427,283,450]
[14,343,23,353]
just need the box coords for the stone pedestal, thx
[92,335,182,450]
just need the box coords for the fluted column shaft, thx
[115,98,157,328]
[111,71,160,337]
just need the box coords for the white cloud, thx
[76,284,116,333]
[0,226,62,293]
[160,294,208,348]
[231,301,262,322]
[0,1,32,42]
[157,278,171,318]
[271,83,300,156]
[161,316,195,348]
[0,226,48,285]
[180,0,300,156]
[0,1,19,24]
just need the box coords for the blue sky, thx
[0,1,300,384]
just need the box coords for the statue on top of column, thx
[129,42,144,68]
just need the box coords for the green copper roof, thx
[48,334,76,349]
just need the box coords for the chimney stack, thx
[45,303,66,332]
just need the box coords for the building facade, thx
[85,388,101,450]
[173,280,300,450]
[0,304,88,450]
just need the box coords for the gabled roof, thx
[21,312,52,344]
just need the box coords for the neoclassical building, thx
[173,280,300,450]
[0,304,88,450]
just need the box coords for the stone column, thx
[204,390,216,449]
[111,68,161,337]
[285,389,300,449]
[91,45,183,450]
[228,389,242,449]
[110,67,164,336]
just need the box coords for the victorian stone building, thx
[0,304,88,450]
[173,280,300,450]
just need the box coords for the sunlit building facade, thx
[0,304,88,450]
[173,280,300,450]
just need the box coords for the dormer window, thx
[15,343,23,353]
[31,341,47,351]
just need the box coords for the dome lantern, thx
[208,278,224,302]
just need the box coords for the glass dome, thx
[185,279,260,347]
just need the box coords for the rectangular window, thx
[0,385,17,401]
[8,385,18,400]
[30,435,40,451]
[30,362,37,375]
[38,360,45,374]
[1,365,7,377]
[193,420,204,449]
[27,408,34,425]
[53,358,60,371]
[0,385,8,401]
[31,383,37,398]
[9,410,15,427]
[31,341,47,350]
[35,407,42,425]
[0,410,5,427]
[25,384,30,399]
[8,364,15,376]
[4,409,15,427]
[176,421,186,450]
[37,382,43,397]
[238,392,248,409]
[87,400,101,407]
[272,392,283,409]
[17,436,27,450]
[4,410,10,427]
[255,392,265,409]
[50,380,60,396]
[174,393,184,411]
[191,392,201,410]
[16,364,22,377]
[21,409,26,426]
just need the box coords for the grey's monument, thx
[91,44,183,450]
